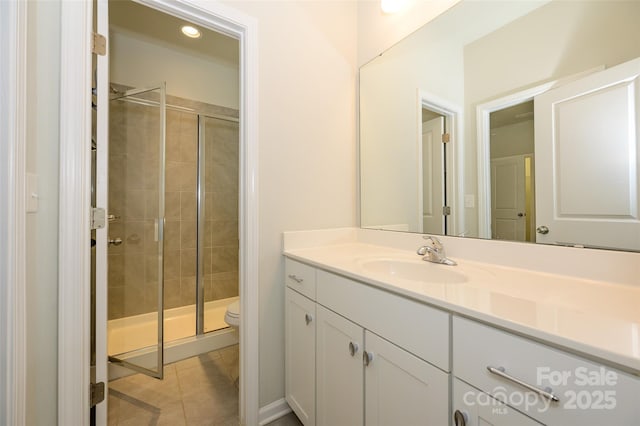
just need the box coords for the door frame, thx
[417,89,462,237]
[475,66,604,239]
[0,0,28,424]
[58,1,259,425]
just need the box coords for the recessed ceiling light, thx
[181,25,201,39]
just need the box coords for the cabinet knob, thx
[348,341,359,357]
[304,313,312,325]
[453,410,467,426]
[363,351,374,366]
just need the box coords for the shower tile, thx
[210,271,239,300]
[180,249,197,278]
[123,285,147,316]
[203,248,213,275]
[180,277,196,306]
[108,286,124,320]
[164,250,180,280]
[166,111,182,162]
[108,254,124,288]
[211,247,238,274]
[124,221,144,254]
[145,253,160,283]
[165,191,181,220]
[179,161,197,192]
[180,191,197,221]
[164,279,182,309]
[123,254,145,287]
[164,220,181,251]
[124,156,146,191]
[204,220,214,248]
[179,116,197,163]
[181,220,197,250]
[143,220,161,255]
[145,191,159,220]
[210,191,238,221]
[211,221,238,247]
[124,190,146,220]
[165,161,182,192]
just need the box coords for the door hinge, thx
[90,382,105,407]
[92,33,106,56]
[442,133,451,143]
[443,206,451,216]
[91,207,106,230]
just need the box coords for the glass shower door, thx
[107,84,166,378]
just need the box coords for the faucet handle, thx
[423,235,443,249]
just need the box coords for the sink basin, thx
[359,258,468,284]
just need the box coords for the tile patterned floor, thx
[108,345,240,426]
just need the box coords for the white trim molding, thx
[0,0,28,424]
[258,398,292,426]
[58,0,93,424]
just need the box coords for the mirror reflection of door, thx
[421,109,446,234]
[534,57,640,250]
[489,102,536,242]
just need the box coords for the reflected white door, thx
[534,57,640,250]
[491,156,526,241]
[421,116,445,234]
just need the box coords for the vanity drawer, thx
[453,316,640,425]
[285,258,317,299]
[316,269,449,371]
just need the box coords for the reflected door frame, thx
[476,66,604,239]
[417,89,462,237]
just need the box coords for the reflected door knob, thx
[517,212,525,217]
[536,225,549,235]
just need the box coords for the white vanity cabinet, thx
[453,378,543,426]
[285,258,451,426]
[453,316,640,425]
[285,287,316,426]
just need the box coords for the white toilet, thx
[224,299,240,328]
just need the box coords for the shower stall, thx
[105,83,239,378]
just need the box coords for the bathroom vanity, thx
[283,228,640,426]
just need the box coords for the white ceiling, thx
[109,0,239,66]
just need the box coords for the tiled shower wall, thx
[108,91,239,320]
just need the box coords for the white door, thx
[452,379,542,426]
[316,305,364,426]
[534,56,640,250]
[364,331,449,426]
[421,116,445,234]
[285,288,316,426]
[490,156,526,241]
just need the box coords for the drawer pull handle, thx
[304,314,313,325]
[487,366,560,402]
[288,274,304,284]
[348,341,359,357]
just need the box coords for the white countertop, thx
[284,241,640,375]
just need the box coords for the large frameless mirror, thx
[359,0,640,252]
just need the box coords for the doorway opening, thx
[90,1,242,425]
[488,101,536,242]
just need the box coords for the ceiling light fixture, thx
[181,25,201,39]
[381,0,402,14]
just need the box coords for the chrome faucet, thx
[417,236,457,266]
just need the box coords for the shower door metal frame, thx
[107,83,166,379]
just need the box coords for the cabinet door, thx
[285,288,316,425]
[316,305,364,426]
[453,378,542,426]
[364,331,449,426]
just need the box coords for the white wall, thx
[490,120,534,159]
[110,30,239,109]
[463,0,640,236]
[357,0,460,66]
[219,0,358,408]
[25,1,61,424]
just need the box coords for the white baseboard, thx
[258,398,292,426]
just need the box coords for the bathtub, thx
[107,296,239,379]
